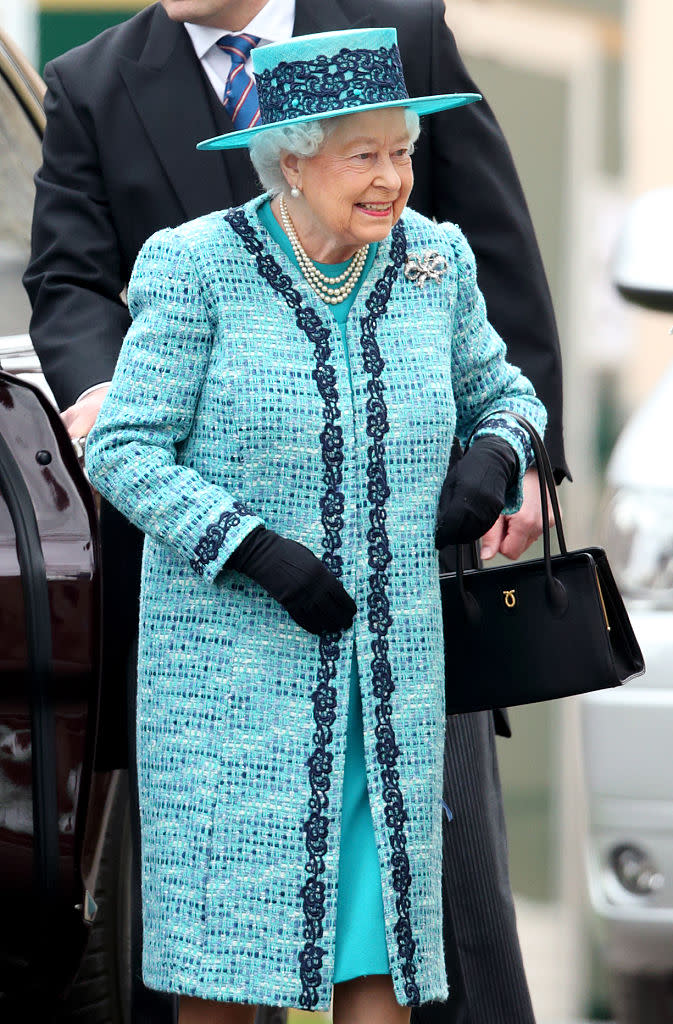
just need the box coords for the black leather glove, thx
[435,435,519,549]
[225,526,356,636]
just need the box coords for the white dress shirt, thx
[77,0,295,408]
[184,0,295,102]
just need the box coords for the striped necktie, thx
[217,33,261,130]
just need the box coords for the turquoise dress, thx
[257,200,390,983]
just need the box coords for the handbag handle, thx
[457,412,568,615]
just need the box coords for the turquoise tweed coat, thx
[86,194,546,1009]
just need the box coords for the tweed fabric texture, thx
[85,193,546,1010]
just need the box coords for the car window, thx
[0,68,42,338]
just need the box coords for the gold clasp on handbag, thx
[594,566,611,632]
[503,589,517,609]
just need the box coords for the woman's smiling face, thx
[284,107,415,261]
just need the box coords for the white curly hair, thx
[249,110,421,194]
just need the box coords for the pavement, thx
[516,896,614,1024]
[516,894,581,1020]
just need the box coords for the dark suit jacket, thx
[24,0,567,762]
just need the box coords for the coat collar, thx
[225,194,406,328]
[118,4,236,221]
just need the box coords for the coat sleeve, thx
[447,224,547,515]
[22,61,131,411]
[423,0,568,482]
[85,228,264,583]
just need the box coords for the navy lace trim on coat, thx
[473,415,535,469]
[224,207,344,1010]
[359,221,420,1004]
[190,501,255,575]
[256,44,408,124]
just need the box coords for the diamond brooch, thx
[404,251,448,288]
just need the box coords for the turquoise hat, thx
[197,27,480,151]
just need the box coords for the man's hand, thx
[61,384,110,439]
[480,467,557,561]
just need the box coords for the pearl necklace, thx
[279,194,369,305]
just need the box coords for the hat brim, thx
[197,93,481,151]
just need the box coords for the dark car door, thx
[0,30,106,1016]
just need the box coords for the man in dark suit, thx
[24,2,569,1021]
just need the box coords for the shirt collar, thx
[184,0,295,59]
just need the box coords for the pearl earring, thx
[290,186,301,199]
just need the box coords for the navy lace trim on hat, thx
[256,44,408,124]
[359,221,420,1004]
[190,501,256,575]
[224,207,344,1010]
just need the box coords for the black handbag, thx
[440,413,645,714]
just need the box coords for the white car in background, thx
[581,188,673,1024]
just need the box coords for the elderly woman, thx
[86,27,546,1024]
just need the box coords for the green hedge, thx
[39,10,139,69]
